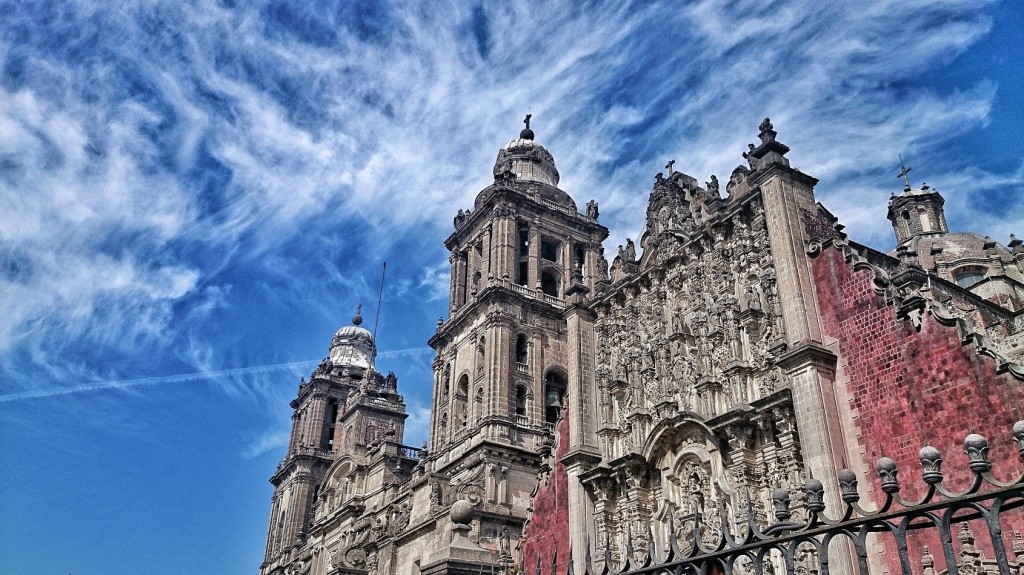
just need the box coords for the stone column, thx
[529,221,540,289]
[306,390,329,450]
[493,212,516,281]
[563,287,602,574]
[282,471,313,552]
[482,224,493,281]
[287,411,301,454]
[452,250,468,312]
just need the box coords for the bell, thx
[546,388,563,409]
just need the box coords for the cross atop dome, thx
[520,113,534,140]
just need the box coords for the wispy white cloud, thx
[0,0,1016,408]
[0,360,319,403]
[243,428,292,460]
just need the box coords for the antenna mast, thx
[372,261,387,346]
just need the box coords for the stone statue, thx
[624,238,636,262]
[454,209,466,228]
[499,525,511,558]
[745,284,763,311]
[706,175,719,198]
[586,199,600,219]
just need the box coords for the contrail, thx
[0,347,434,403]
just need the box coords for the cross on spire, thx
[897,155,912,191]
[523,114,531,130]
[665,160,675,176]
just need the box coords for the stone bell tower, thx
[425,116,609,547]
[262,308,409,574]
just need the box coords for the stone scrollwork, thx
[589,181,802,563]
[450,461,486,505]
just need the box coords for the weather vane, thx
[897,155,912,190]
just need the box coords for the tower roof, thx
[492,115,561,188]
[329,305,375,370]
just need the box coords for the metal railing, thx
[529,422,1024,575]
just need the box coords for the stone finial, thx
[876,457,900,493]
[758,118,776,143]
[919,446,943,484]
[353,304,363,326]
[450,499,475,526]
[957,522,975,545]
[921,546,936,575]
[964,433,991,473]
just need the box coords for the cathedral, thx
[260,118,1024,575]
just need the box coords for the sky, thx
[0,1,1021,574]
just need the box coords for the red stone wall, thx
[519,416,571,575]
[811,245,1024,569]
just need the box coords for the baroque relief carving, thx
[585,171,803,570]
[594,193,787,442]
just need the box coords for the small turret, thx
[887,168,949,246]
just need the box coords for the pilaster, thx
[747,119,853,519]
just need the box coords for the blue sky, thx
[0,1,1021,574]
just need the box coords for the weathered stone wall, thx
[811,242,1024,571]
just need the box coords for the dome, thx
[894,232,1012,271]
[329,307,376,370]
[492,121,560,188]
[485,118,577,210]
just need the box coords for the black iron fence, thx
[553,422,1024,575]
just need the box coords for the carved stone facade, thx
[262,119,1024,575]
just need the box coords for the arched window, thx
[515,334,528,364]
[476,336,486,376]
[954,267,987,288]
[540,269,560,297]
[514,385,528,418]
[455,375,469,427]
[918,206,933,232]
[543,369,568,424]
[541,237,560,262]
[442,363,451,398]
